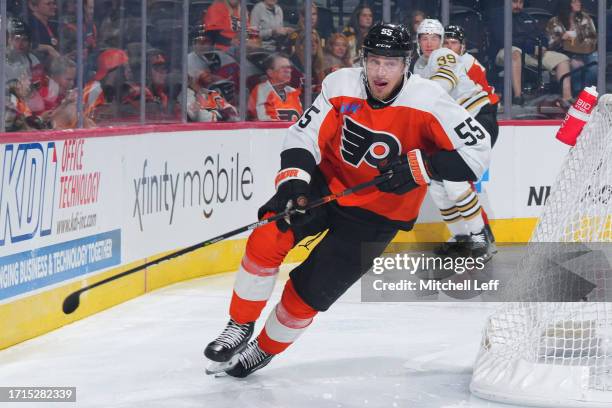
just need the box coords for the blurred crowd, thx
[3,0,612,131]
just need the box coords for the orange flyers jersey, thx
[284,68,491,225]
[414,48,490,116]
[204,1,241,48]
[83,80,105,118]
[186,87,235,122]
[249,80,303,121]
[460,53,500,106]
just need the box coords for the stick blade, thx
[62,292,81,314]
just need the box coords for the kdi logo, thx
[1,143,58,246]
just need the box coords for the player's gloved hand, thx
[377,149,434,195]
[261,168,314,232]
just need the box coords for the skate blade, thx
[205,356,239,376]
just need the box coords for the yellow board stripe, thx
[0,218,538,351]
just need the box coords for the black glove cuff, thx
[281,148,316,176]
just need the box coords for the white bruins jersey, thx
[413,48,490,115]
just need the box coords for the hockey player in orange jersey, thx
[204,23,491,378]
[248,54,303,121]
[413,19,499,260]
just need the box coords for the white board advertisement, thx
[0,124,569,303]
[120,129,283,262]
[0,137,123,302]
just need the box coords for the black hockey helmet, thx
[362,22,412,58]
[7,17,31,38]
[444,25,465,43]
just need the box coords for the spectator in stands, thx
[322,33,352,74]
[6,17,44,84]
[395,0,440,25]
[490,0,572,106]
[6,17,46,116]
[285,3,319,53]
[203,0,242,52]
[4,71,42,131]
[297,3,319,34]
[410,10,426,31]
[183,57,238,122]
[27,0,60,65]
[546,0,598,95]
[248,54,302,121]
[37,56,95,130]
[250,0,294,52]
[5,81,30,131]
[146,49,173,114]
[289,29,324,96]
[47,92,96,129]
[409,9,426,59]
[187,26,226,88]
[39,56,76,112]
[343,3,373,64]
[60,0,97,59]
[83,48,133,121]
[97,0,121,49]
[191,24,214,56]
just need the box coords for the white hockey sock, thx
[456,191,484,234]
[447,219,467,237]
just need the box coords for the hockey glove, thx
[377,149,435,195]
[268,168,313,232]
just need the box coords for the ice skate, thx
[225,339,274,378]
[204,319,254,374]
[484,224,498,254]
[433,234,471,258]
[470,228,492,262]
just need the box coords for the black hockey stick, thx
[62,172,392,315]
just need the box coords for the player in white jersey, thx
[413,19,499,260]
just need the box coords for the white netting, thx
[470,95,612,408]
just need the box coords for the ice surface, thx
[0,263,516,408]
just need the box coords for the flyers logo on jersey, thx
[277,109,301,122]
[340,116,401,168]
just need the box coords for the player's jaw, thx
[365,54,405,101]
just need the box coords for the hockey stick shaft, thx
[62,173,391,314]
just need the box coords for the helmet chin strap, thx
[361,52,411,105]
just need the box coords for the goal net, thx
[470,94,612,407]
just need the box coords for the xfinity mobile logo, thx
[132,153,254,231]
